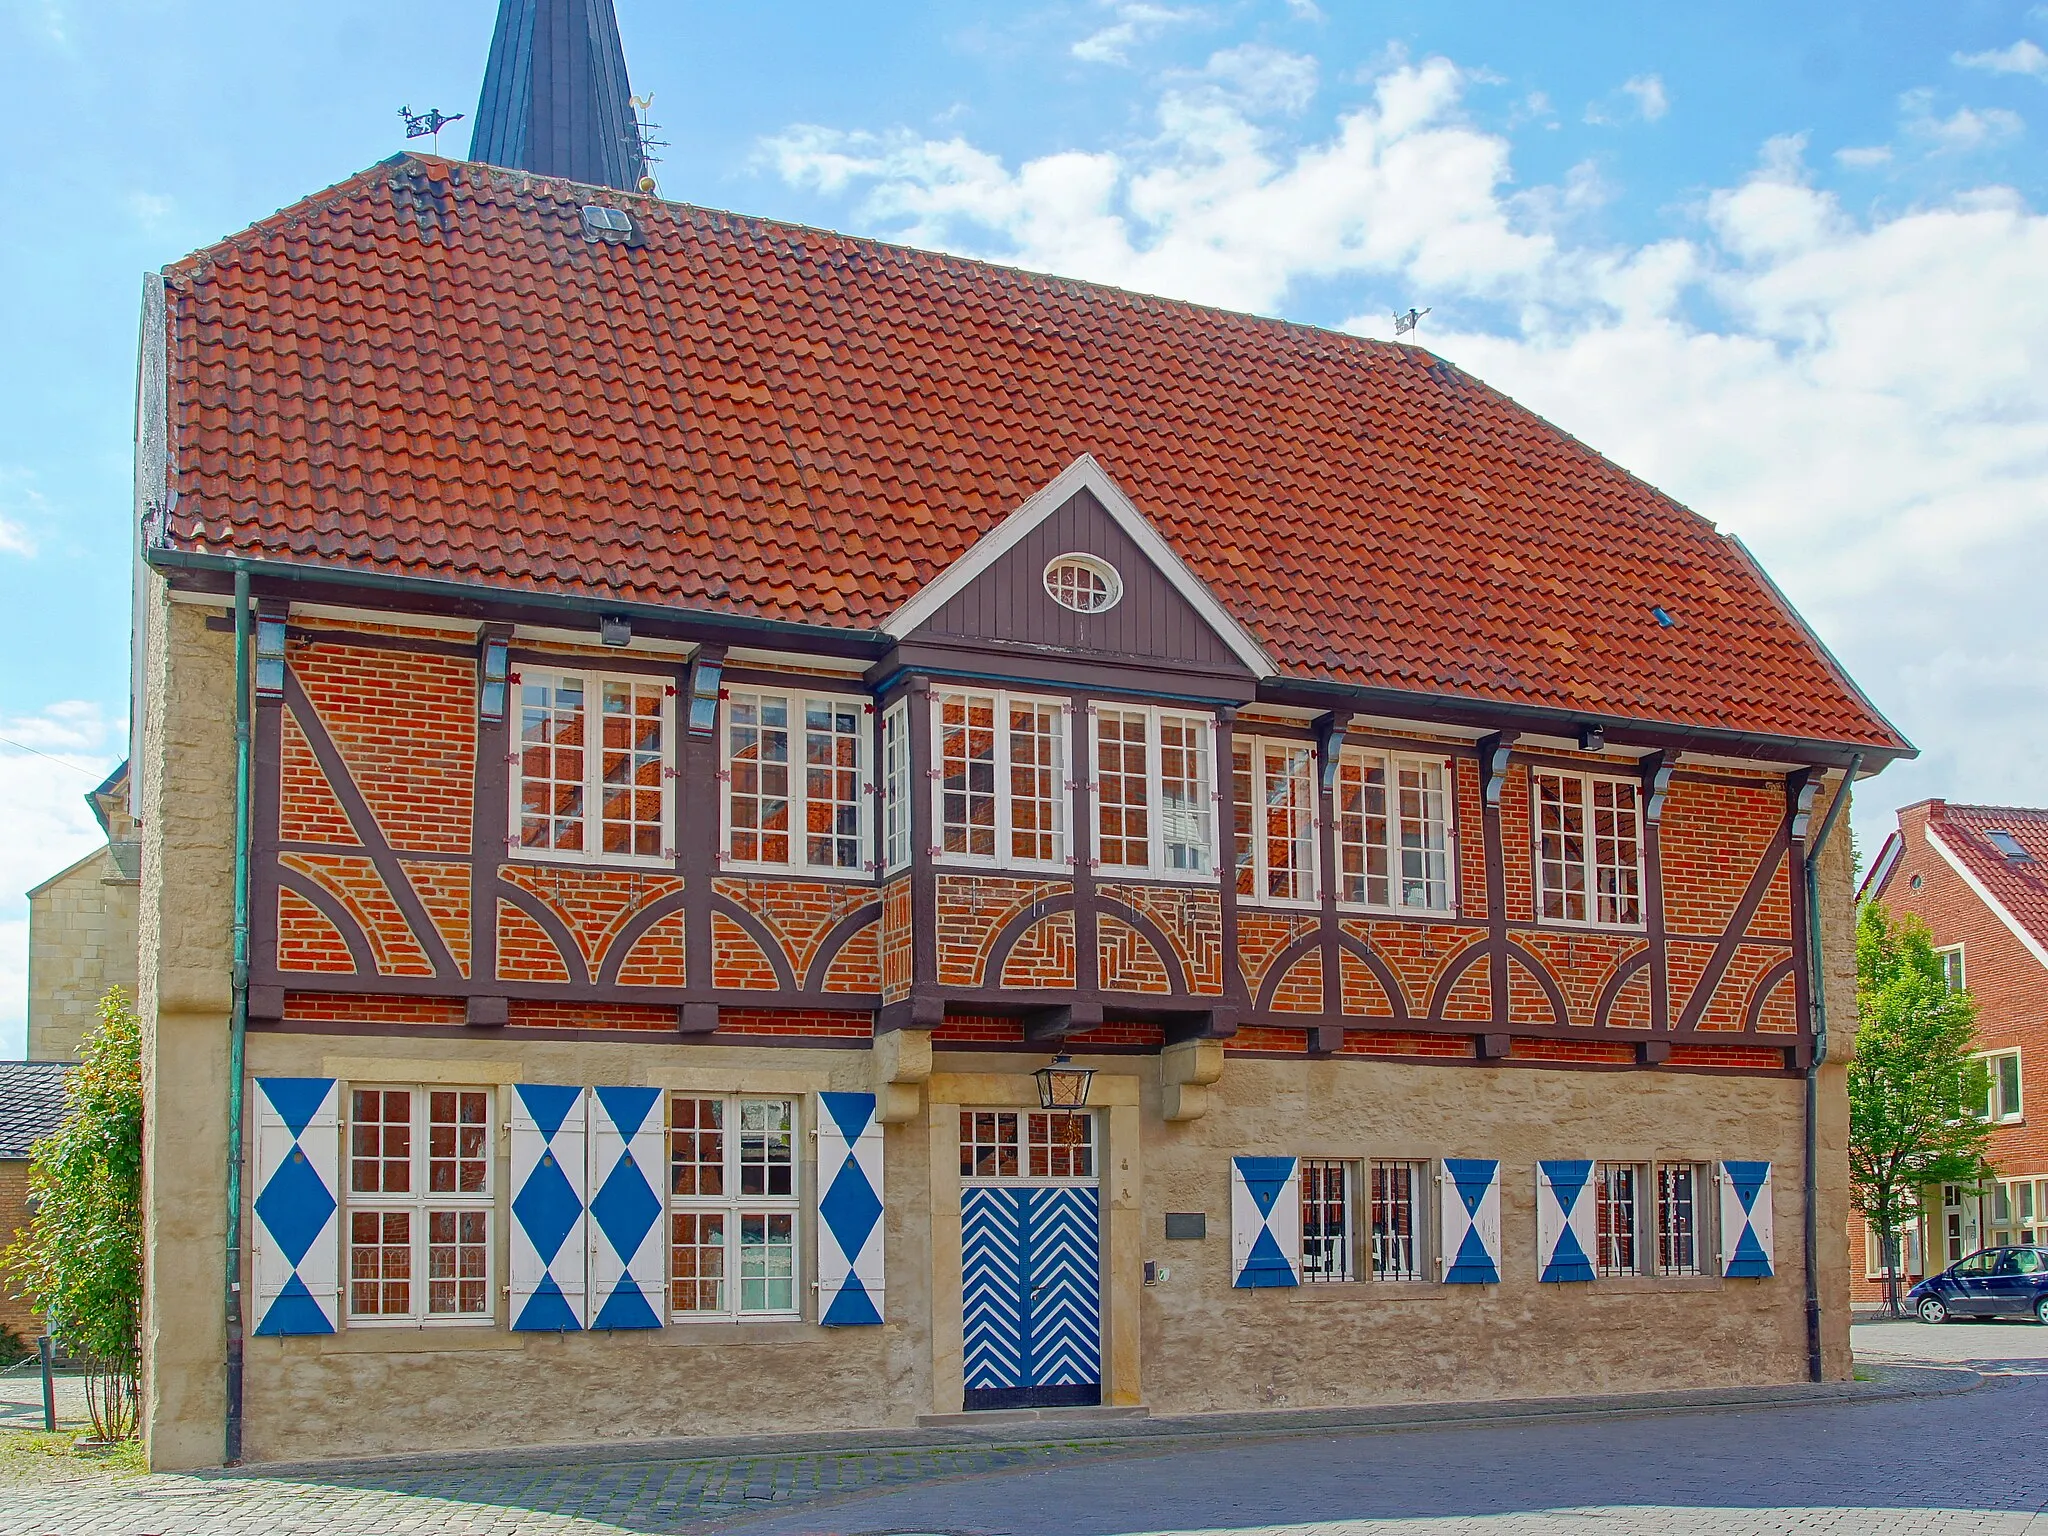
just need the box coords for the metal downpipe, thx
[1801,752,1861,1384]
[224,569,252,1463]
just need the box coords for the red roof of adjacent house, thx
[156,154,1907,753]
[1924,803,2048,955]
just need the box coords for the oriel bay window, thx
[1336,750,1452,912]
[1232,738,1317,904]
[932,689,1068,869]
[346,1086,493,1325]
[723,690,870,875]
[669,1096,800,1320]
[515,670,673,865]
[1533,770,1644,927]
[1091,705,1216,877]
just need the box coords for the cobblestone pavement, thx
[1852,1314,2048,1373]
[0,1343,2038,1535]
[0,1365,87,1431]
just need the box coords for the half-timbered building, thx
[130,0,1910,1469]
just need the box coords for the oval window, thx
[1043,554,1123,614]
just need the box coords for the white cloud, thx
[1072,3,1200,66]
[1955,39,2048,78]
[0,701,122,1059]
[1195,44,1318,116]
[6,0,68,45]
[1834,144,1894,168]
[764,54,2048,855]
[1283,0,1323,18]
[1623,74,1670,122]
[1901,88,2025,151]
[0,469,47,557]
[1586,72,1669,126]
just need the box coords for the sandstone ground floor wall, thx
[143,1028,1841,1467]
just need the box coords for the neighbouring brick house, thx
[27,761,140,1063]
[130,0,1909,1471]
[1852,802,2048,1305]
[0,1061,70,1346]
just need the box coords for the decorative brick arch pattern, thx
[281,851,433,977]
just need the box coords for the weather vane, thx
[1394,307,1431,338]
[630,94,669,193]
[399,106,465,154]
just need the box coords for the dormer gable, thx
[883,455,1273,696]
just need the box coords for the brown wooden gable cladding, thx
[905,486,1255,689]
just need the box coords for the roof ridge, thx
[1939,803,2048,820]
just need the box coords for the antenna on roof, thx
[399,106,466,155]
[1394,307,1431,338]
[630,95,668,194]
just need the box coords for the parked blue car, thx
[1908,1246,2048,1324]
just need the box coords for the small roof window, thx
[1983,829,2033,862]
[1044,553,1123,614]
[581,205,635,240]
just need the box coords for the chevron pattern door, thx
[961,1184,1102,1411]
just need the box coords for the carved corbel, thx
[1160,1037,1226,1122]
[872,1026,932,1124]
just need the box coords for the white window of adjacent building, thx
[1533,770,1644,928]
[1336,750,1453,912]
[1299,1159,1353,1283]
[1988,1177,2047,1248]
[669,1096,800,1320]
[933,690,1068,870]
[1231,738,1318,905]
[880,700,911,874]
[346,1086,493,1326]
[1594,1161,1645,1277]
[722,690,871,875]
[1936,945,1966,994]
[1090,705,1216,878]
[1972,1049,2023,1124]
[1863,1216,1924,1280]
[514,671,674,866]
[1371,1159,1430,1282]
[1655,1162,1708,1277]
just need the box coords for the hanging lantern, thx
[1034,1054,1095,1110]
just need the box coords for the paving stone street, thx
[1,1322,2044,1536]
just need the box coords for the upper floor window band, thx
[723,689,870,874]
[515,670,673,865]
[1533,769,1644,927]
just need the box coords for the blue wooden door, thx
[961,1185,1101,1411]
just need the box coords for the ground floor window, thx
[960,1109,1095,1181]
[345,1085,493,1325]
[1989,1175,2048,1249]
[1371,1160,1429,1281]
[1655,1163,1707,1276]
[1595,1162,1643,1277]
[1863,1216,1924,1280]
[1299,1159,1353,1282]
[668,1095,799,1320]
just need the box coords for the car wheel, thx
[1919,1296,1950,1324]
[2035,1295,2048,1326]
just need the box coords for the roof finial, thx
[470,0,649,193]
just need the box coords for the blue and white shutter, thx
[816,1091,885,1326]
[586,1087,666,1329]
[1231,1156,1301,1288]
[510,1084,589,1331]
[250,1077,340,1335]
[1439,1158,1502,1284]
[1536,1160,1598,1283]
[1720,1160,1775,1278]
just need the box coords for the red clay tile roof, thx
[157,154,1907,753]
[1927,803,2048,956]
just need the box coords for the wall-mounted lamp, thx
[479,635,511,724]
[599,615,632,648]
[1035,1054,1096,1110]
[254,615,288,699]
[1577,724,1606,753]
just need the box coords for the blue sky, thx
[2,0,2045,1055]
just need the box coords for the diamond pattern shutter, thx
[587,1086,666,1329]
[816,1091,885,1326]
[1440,1158,1502,1284]
[510,1084,589,1331]
[1536,1159,1597,1283]
[251,1077,340,1335]
[1720,1160,1775,1278]
[1230,1155,1301,1288]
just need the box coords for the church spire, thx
[470,0,649,193]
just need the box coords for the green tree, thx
[2,988,144,1441]
[1849,902,1994,1316]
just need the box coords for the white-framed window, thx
[1299,1158,1353,1282]
[958,1109,1095,1180]
[933,690,1068,870]
[1863,1216,1924,1280]
[1043,553,1124,614]
[1971,1050,2023,1123]
[345,1085,494,1326]
[881,700,910,874]
[1090,705,1216,878]
[722,689,871,875]
[669,1095,800,1320]
[1936,945,1966,994]
[1533,770,1644,928]
[1232,737,1318,905]
[1371,1159,1430,1281]
[1336,750,1453,912]
[514,670,674,866]
[1594,1161,1645,1277]
[1989,1177,2047,1248]
[1655,1162,1708,1276]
